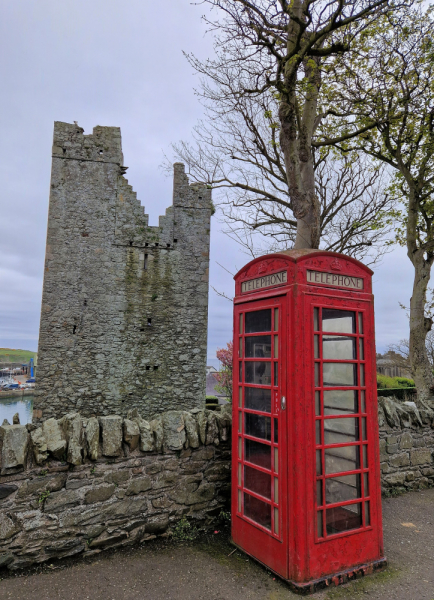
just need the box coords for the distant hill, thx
[0,348,37,364]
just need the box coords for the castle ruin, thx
[35,122,212,419]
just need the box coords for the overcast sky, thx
[0,0,414,367]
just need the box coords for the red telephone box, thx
[231,249,386,593]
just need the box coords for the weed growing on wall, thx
[172,517,200,542]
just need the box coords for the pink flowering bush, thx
[214,341,233,401]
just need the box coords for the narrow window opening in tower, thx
[144,254,148,270]
[72,325,77,334]
[148,318,152,326]
[129,241,133,246]
[153,365,159,370]
[174,239,178,243]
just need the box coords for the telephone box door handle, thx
[281,396,286,410]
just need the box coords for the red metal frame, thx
[232,251,385,592]
[232,295,289,578]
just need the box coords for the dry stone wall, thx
[378,398,434,491]
[0,406,231,570]
[36,122,212,420]
[1,397,433,571]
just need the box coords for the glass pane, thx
[360,364,365,387]
[274,448,279,473]
[364,473,369,497]
[322,309,356,333]
[324,418,359,445]
[245,336,271,358]
[360,390,366,413]
[316,420,321,444]
[239,387,242,408]
[238,412,242,433]
[316,449,323,475]
[274,363,278,386]
[365,501,370,526]
[274,308,279,331]
[323,336,356,360]
[359,338,364,360]
[317,511,323,538]
[238,463,242,486]
[317,480,323,506]
[315,391,321,415]
[314,307,319,331]
[358,313,363,334]
[274,418,278,443]
[326,504,362,535]
[326,474,361,504]
[314,335,320,358]
[274,336,278,359]
[238,490,242,512]
[274,478,279,504]
[244,493,271,530]
[324,390,358,415]
[274,508,279,535]
[325,445,360,475]
[245,310,272,333]
[363,445,368,469]
[239,338,242,358]
[315,363,320,386]
[244,465,271,499]
[245,413,271,441]
[239,313,243,334]
[323,363,357,386]
[245,387,271,413]
[245,362,272,385]
[245,439,271,470]
[239,362,242,383]
[362,418,367,441]
[238,437,242,459]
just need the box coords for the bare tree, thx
[168,95,394,263]
[182,0,403,249]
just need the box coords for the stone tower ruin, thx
[35,122,212,419]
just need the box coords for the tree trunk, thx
[409,251,433,403]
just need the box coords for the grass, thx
[0,348,37,363]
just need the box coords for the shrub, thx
[377,374,415,389]
[214,342,233,400]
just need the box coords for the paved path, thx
[1,489,433,600]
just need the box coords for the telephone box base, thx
[231,541,387,596]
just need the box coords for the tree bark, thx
[409,250,433,402]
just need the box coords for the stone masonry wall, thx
[2,397,433,571]
[0,406,231,570]
[35,122,212,419]
[378,397,434,491]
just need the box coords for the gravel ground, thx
[0,488,433,600]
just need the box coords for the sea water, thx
[0,395,33,425]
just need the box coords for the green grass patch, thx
[0,348,37,363]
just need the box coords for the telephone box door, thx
[232,295,289,578]
[305,294,383,576]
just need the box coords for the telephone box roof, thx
[234,249,374,281]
